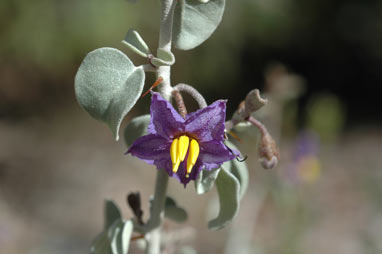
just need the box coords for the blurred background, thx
[1,0,381,253]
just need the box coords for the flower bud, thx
[258,133,279,169]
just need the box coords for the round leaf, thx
[173,0,226,50]
[75,47,145,140]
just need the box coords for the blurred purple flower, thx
[127,92,235,186]
[286,130,321,184]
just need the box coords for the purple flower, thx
[127,92,235,186]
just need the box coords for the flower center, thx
[170,135,200,178]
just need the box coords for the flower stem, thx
[173,83,208,109]
[156,0,177,101]
[145,0,176,253]
[145,170,169,254]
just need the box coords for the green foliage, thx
[92,219,134,254]
[222,141,249,199]
[104,200,122,230]
[173,0,225,50]
[164,196,188,223]
[122,29,152,57]
[75,47,145,140]
[92,200,133,254]
[194,167,221,195]
[194,142,247,229]
[124,114,151,147]
[150,48,176,67]
[122,30,175,66]
[111,220,134,254]
[208,168,240,230]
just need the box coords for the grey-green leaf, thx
[208,168,240,230]
[111,220,134,254]
[124,114,150,147]
[105,200,122,230]
[75,47,145,140]
[164,196,188,223]
[150,48,176,67]
[222,141,249,199]
[122,29,151,57]
[194,167,221,195]
[91,231,112,254]
[173,0,226,50]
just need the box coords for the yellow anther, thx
[170,138,179,166]
[186,139,200,178]
[178,135,190,162]
[172,160,181,173]
[171,135,190,173]
[170,138,179,173]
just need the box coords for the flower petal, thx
[148,92,185,138]
[185,100,227,142]
[165,160,204,186]
[127,134,171,163]
[199,140,236,166]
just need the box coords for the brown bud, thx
[127,192,144,225]
[258,133,279,169]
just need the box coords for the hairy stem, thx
[156,0,176,101]
[145,0,176,253]
[145,170,169,254]
[173,83,208,109]
[141,64,157,72]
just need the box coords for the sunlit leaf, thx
[173,0,225,50]
[75,47,145,140]
[151,48,175,66]
[208,168,240,230]
[122,29,151,57]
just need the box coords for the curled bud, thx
[226,89,268,131]
[258,133,279,169]
[246,116,279,169]
[245,89,268,113]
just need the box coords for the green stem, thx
[145,0,176,253]
[145,170,169,254]
[156,0,176,101]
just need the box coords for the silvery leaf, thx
[173,0,225,50]
[208,168,240,230]
[75,47,145,140]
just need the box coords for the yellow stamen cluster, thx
[170,135,200,178]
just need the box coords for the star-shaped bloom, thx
[127,92,236,185]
